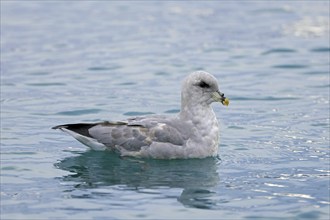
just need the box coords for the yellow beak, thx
[212,91,229,106]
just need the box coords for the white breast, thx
[183,107,220,158]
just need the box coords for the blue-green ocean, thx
[1,1,329,219]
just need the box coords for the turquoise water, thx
[1,1,329,219]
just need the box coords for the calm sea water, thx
[1,1,329,219]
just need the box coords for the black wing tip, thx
[52,125,67,130]
[51,122,99,130]
[51,121,125,130]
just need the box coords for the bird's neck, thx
[179,99,215,122]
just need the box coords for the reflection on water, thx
[55,151,220,209]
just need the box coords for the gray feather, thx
[87,116,189,152]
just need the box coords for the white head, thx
[181,71,228,108]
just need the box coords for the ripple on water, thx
[272,64,309,69]
[231,96,300,101]
[27,72,52,76]
[261,48,296,55]
[123,111,155,116]
[56,109,102,116]
[164,109,180,114]
[310,47,330,53]
[227,125,245,130]
[154,71,171,76]
[117,82,136,86]
[26,82,66,86]
[302,71,329,75]
[311,123,329,127]
[87,66,122,71]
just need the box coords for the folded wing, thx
[52,116,188,152]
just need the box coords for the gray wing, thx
[88,116,190,152]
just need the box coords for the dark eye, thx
[198,81,210,88]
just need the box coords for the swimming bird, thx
[52,71,229,159]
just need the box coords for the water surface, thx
[1,1,329,219]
